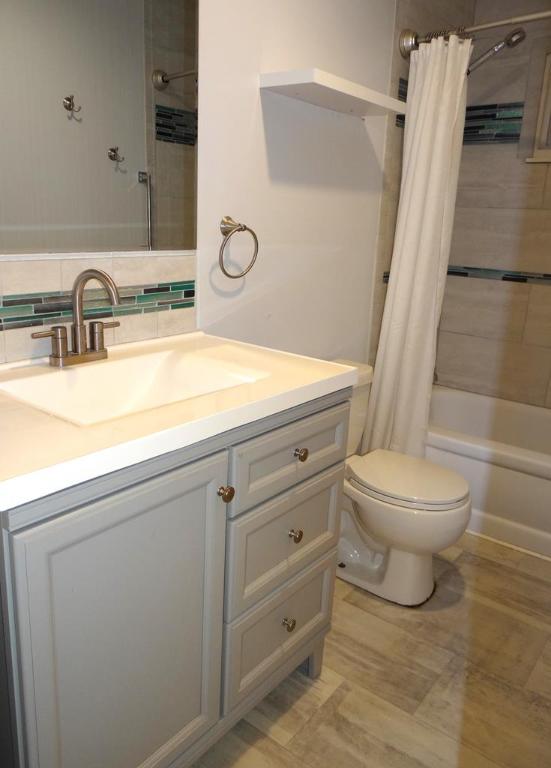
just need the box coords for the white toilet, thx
[336,361,471,606]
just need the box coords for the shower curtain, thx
[362,35,472,458]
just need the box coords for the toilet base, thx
[337,508,435,606]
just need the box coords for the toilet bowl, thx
[334,360,471,606]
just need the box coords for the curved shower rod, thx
[400,9,551,58]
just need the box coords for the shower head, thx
[505,28,527,47]
[467,27,526,75]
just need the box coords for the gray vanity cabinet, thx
[10,452,228,768]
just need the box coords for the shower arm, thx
[399,10,551,58]
[152,68,198,91]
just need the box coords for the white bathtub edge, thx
[468,507,551,559]
[427,427,551,482]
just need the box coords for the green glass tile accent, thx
[0,305,34,318]
[136,291,181,304]
[1,278,195,331]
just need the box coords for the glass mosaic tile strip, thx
[155,105,197,146]
[0,280,195,332]
[383,267,551,285]
[395,79,524,144]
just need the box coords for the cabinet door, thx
[12,452,228,768]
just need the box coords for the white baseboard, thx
[468,507,551,559]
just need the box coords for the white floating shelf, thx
[259,68,405,118]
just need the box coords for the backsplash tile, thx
[0,280,195,333]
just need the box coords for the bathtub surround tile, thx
[436,332,551,406]
[523,285,551,348]
[450,208,551,274]
[323,597,454,715]
[440,277,530,342]
[456,144,547,209]
[343,578,548,688]
[416,658,551,768]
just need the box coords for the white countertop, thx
[0,332,357,511]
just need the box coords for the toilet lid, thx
[346,449,469,506]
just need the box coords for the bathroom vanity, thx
[0,333,354,768]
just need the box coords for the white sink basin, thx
[0,346,269,426]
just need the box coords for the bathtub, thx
[427,386,551,558]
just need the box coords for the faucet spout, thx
[71,269,121,354]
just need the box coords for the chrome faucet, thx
[32,269,121,367]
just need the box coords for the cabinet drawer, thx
[228,403,349,517]
[225,465,343,620]
[222,551,336,713]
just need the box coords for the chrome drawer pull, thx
[282,617,297,633]
[217,485,235,503]
[294,448,309,462]
[288,528,304,544]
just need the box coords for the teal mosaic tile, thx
[0,279,195,332]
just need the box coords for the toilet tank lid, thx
[346,449,470,506]
[333,359,373,387]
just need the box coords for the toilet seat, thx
[346,449,470,511]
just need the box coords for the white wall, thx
[197,0,396,360]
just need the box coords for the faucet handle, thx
[89,320,120,352]
[31,326,68,359]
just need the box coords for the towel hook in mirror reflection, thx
[219,216,259,279]
[62,94,81,114]
[107,147,125,163]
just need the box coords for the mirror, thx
[0,0,197,254]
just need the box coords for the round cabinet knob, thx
[288,528,304,544]
[294,447,309,462]
[282,617,297,633]
[217,485,235,503]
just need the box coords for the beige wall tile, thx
[113,312,158,345]
[156,307,196,336]
[436,330,551,405]
[0,330,6,363]
[544,167,551,209]
[60,257,114,292]
[457,145,547,209]
[440,276,530,341]
[156,254,196,282]
[450,208,551,273]
[523,285,551,347]
[1,259,61,296]
[546,377,551,408]
[4,323,71,363]
[112,256,163,286]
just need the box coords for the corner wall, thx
[196,0,396,361]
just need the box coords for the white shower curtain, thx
[362,35,472,458]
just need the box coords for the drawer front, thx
[225,465,343,621]
[228,403,349,517]
[222,551,336,713]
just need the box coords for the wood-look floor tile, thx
[459,534,551,582]
[193,720,296,768]
[416,658,551,768]
[344,580,548,687]
[526,640,551,701]
[440,551,551,630]
[334,575,354,602]
[288,680,502,768]
[243,666,345,746]
[323,597,454,714]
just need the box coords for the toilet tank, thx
[334,359,373,457]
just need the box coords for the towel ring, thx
[219,216,259,279]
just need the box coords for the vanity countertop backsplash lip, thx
[0,332,357,512]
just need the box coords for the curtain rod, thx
[399,10,551,58]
